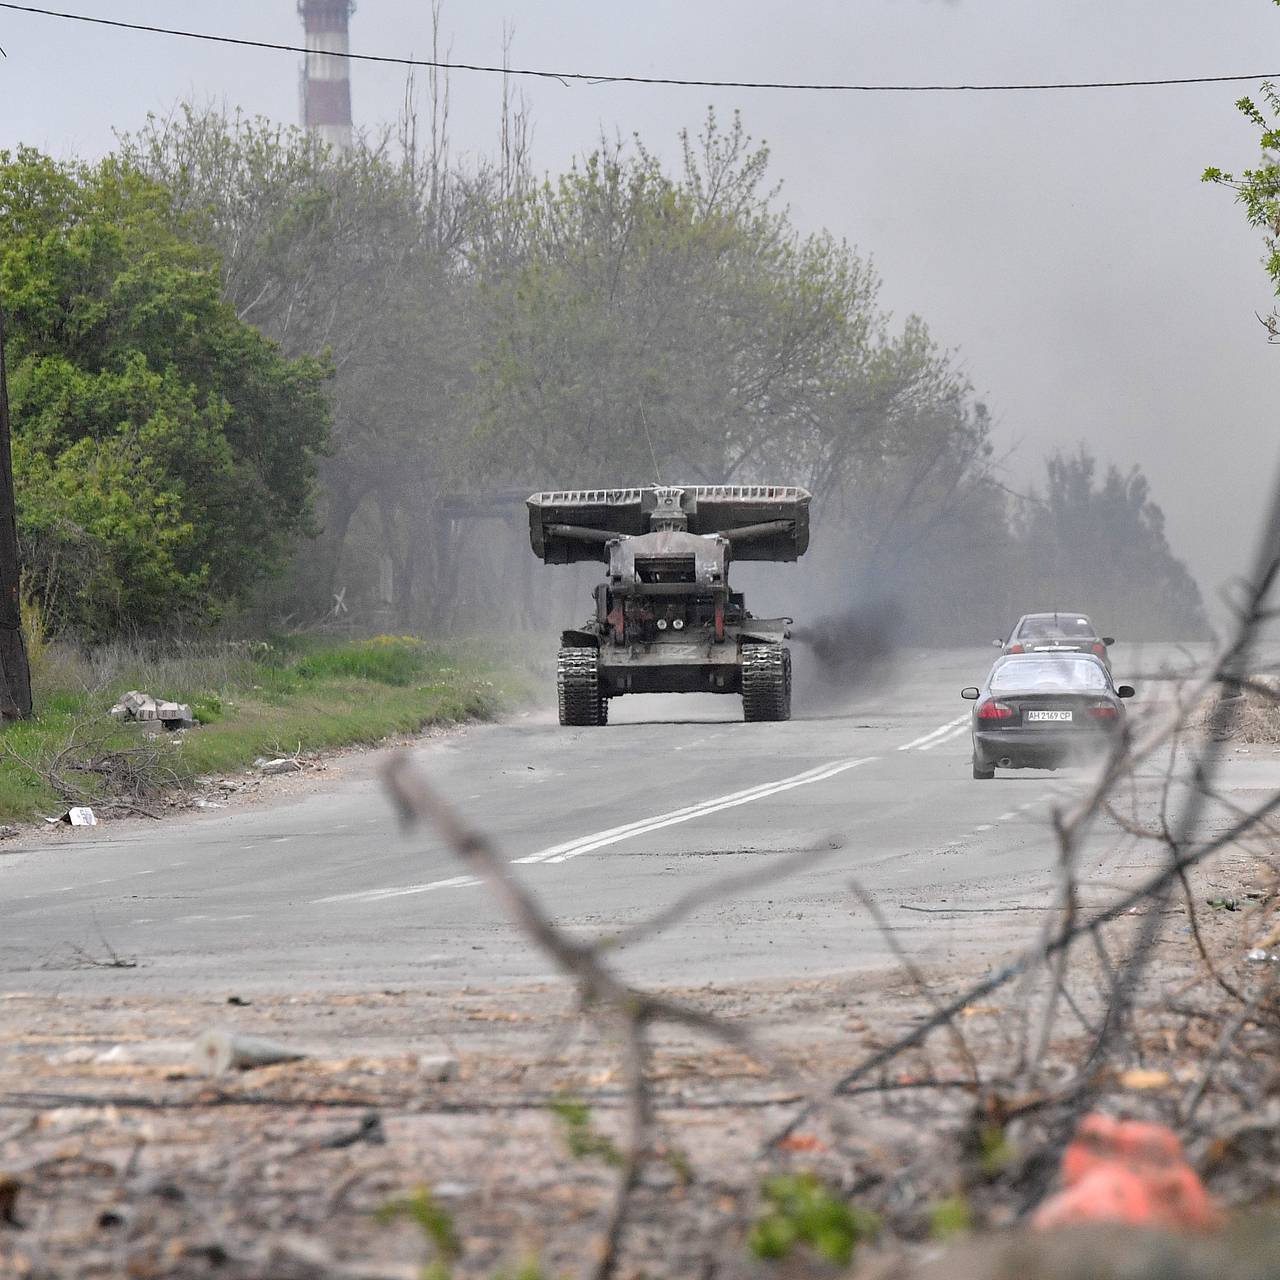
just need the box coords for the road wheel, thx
[972,756,995,780]
[557,647,607,726]
[742,644,792,722]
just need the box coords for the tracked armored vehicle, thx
[527,485,811,725]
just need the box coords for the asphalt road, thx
[0,644,1261,996]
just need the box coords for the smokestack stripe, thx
[298,0,354,152]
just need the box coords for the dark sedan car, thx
[962,653,1134,779]
[995,612,1115,669]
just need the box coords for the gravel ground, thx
[3,880,1278,1280]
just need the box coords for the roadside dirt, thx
[3,851,1278,1280]
[0,714,495,853]
[3,709,1279,1278]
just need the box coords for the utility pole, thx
[0,304,32,719]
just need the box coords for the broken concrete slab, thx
[109,690,195,729]
[155,700,195,729]
[255,757,304,776]
[51,807,97,827]
[415,1054,458,1082]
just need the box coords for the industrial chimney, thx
[299,0,355,152]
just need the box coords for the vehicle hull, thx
[535,485,807,725]
[591,621,789,696]
[598,641,742,695]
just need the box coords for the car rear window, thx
[1016,615,1096,640]
[990,657,1109,693]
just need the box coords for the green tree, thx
[474,112,866,486]
[0,148,330,634]
[1203,76,1280,336]
[1011,449,1207,639]
[474,110,1006,637]
[122,106,477,623]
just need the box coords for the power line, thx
[0,2,1277,94]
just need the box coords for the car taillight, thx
[1087,702,1118,720]
[1091,642,1107,658]
[1006,643,1024,654]
[977,699,1014,720]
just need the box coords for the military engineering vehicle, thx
[527,485,811,725]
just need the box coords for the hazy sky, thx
[2,1,1278,602]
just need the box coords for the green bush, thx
[748,1173,878,1268]
[0,147,330,636]
[293,637,428,687]
[0,634,531,821]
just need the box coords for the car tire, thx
[972,756,995,780]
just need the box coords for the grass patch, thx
[0,634,536,823]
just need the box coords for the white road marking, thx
[311,709,1056,906]
[919,723,970,751]
[313,758,873,902]
[521,757,874,865]
[314,874,482,906]
[897,716,967,752]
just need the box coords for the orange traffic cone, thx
[1033,1113,1219,1232]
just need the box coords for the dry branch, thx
[2,714,181,818]
[381,752,813,1280]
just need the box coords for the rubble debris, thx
[54,807,97,827]
[89,1042,187,1067]
[255,756,304,776]
[109,690,195,730]
[192,1029,309,1076]
[0,1174,21,1228]
[1116,1068,1171,1091]
[316,1111,385,1150]
[1033,1114,1218,1232]
[415,1054,458,1082]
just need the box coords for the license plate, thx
[1026,709,1072,722]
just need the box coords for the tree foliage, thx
[7,99,1205,642]
[474,112,986,508]
[1203,75,1280,336]
[1012,449,1207,640]
[475,115,861,485]
[0,148,330,634]
[121,106,478,617]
